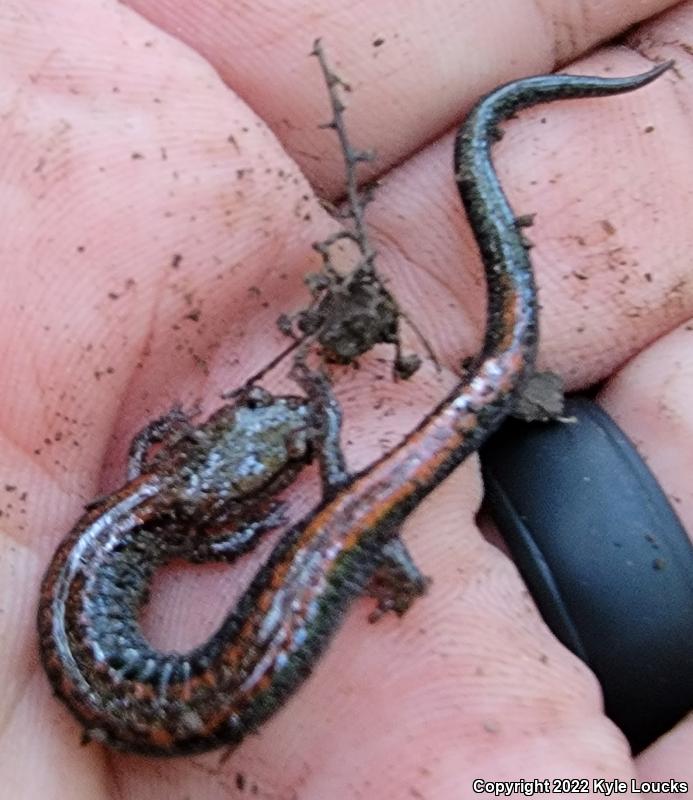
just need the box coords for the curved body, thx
[38,62,672,756]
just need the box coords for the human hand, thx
[2,1,691,797]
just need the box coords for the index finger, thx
[125,0,680,192]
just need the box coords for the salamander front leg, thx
[367,538,430,623]
[127,406,194,480]
[290,359,350,495]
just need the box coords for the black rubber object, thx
[480,396,693,753]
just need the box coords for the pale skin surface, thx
[1,0,692,797]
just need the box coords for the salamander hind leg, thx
[366,538,430,623]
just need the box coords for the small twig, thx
[276,40,439,380]
[311,38,376,273]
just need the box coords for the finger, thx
[358,41,690,387]
[601,322,693,540]
[636,714,693,784]
[123,0,680,194]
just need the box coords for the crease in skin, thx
[36,61,673,757]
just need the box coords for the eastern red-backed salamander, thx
[37,61,672,757]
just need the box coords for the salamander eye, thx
[243,386,273,409]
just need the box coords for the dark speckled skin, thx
[38,62,672,757]
[39,388,318,751]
